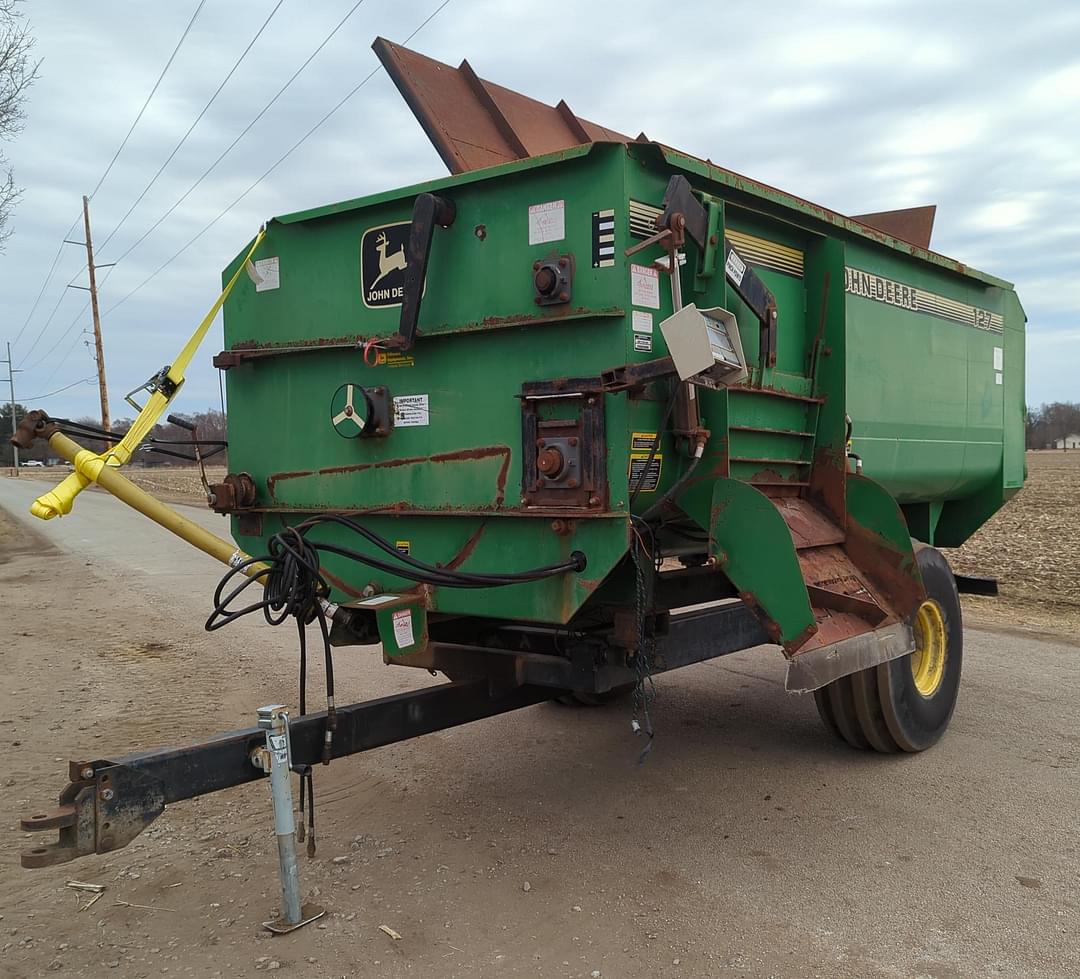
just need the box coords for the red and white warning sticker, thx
[391,609,414,649]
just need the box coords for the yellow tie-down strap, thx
[31,230,266,521]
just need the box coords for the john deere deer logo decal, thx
[361,222,410,308]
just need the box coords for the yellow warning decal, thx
[631,431,658,451]
[395,540,411,555]
[378,351,415,368]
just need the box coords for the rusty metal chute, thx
[371,37,630,174]
[851,205,937,249]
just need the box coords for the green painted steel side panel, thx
[221,140,1024,624]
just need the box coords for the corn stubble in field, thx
[944,450,1080,628]
[116,465,228,502]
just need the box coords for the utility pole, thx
[80,195,110,432]
[2,341,22,473]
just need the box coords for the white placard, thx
[528,200,565,245]
[724,249,746,286]
[252,256,280,292]
[995,372,1003,385]
[993,346,1003,371]
[392,609,414,648]
[632,310,654,334]
[630,264,660,309]
[392,394,429,427]
[355,594,399,607]
[634,333,653,353]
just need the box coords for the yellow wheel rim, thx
[910,599,947,697]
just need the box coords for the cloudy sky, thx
[2,0,1077,421]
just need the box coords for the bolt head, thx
[101,788,115,801]
[558,291,569,302]
[81,766,94,780]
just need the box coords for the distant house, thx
[1052,434,1080,449]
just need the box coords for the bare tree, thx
[0,0,38,246]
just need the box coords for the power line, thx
[10,212,82,350]
[90,0,208,199]
[22,376,96,402]
[100,0,370,272]
[103,0,455,318]
[97,0,288,254]
[21,295,91,374]
[40,328,92,389]
[17,268,86,367]
[15,3,204,366]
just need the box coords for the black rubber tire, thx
[813,544,962,753]
[824,675,871,749]
[850,666,899,753]
[555,684,636,707]
[813,687,843,740]
[875,545,963,751]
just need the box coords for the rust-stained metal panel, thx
[372,37,629,174]
[851,205,937,249]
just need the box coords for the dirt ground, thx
[0,456,1078,978]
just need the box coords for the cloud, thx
[1,0,1078,422]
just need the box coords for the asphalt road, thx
[1,475,1077,979]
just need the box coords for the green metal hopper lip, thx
[270,140,1012,291]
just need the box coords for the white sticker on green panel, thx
[528,200,565,245]
[632,310,653,334]
[392,394,429,427]
[630,264,660,309]
[250,256,280,292]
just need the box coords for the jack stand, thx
[254,705,325,934]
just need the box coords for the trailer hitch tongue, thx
[20,761,165,869]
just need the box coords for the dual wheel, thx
[814,544,962,753]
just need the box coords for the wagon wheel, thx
[813,544,963,752]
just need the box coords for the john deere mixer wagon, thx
[15,38,1024,908]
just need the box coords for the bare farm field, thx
[944,450,1080,635]
[14,465,227,508]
